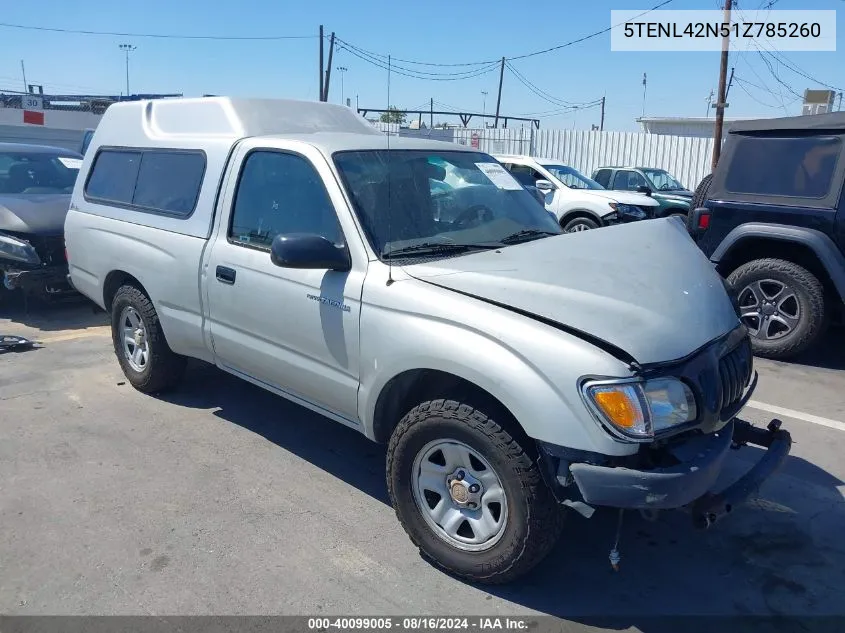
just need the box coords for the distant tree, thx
[379,106,407,124]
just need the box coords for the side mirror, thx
[636,185,652,195]
[270,234,351,271]
[535,179,554,192]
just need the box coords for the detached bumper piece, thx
[690,419,791,528]
[2,266,74,299]
[0,334,35,352]
[558,418,791,525]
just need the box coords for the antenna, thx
[386,54,394,286]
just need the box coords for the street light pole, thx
[119,44,137,98]
[336,66,348,105]
[481,90,488,123]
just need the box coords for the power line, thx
[335,42,500,81]
[518,102,603,118]
[336,39,500,78]
[0,21,315,40]
[734,4,842,92]
[734,77,784,109]
[508,0,675,60]
[336,0,675,69]
[334,37,496,67]
[506,61,600,108]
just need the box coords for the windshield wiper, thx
[382,242,496,260]
[498,229,560,245]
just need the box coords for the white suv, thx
[495,154,660,232]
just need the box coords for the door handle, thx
[216,266,236,285]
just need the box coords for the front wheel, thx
[727,258,827,359]
[387,399,563,584]
[562,216,599,233]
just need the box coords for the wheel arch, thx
[559,208,603,228]
[371,369,524,446]
[103,269,149,311]
[713,224,845,302]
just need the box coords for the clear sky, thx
[0,0,842,131]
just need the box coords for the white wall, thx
[0,107,102,152]
[373,121,715,191]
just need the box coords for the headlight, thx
[582,377,697,440]
[0,232,40,265]
[609,203,646,219]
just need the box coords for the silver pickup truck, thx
[65,97,791,584]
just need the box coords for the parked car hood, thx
[576,188,660,207]
[404,218,739,365]
[654,190,693,202]
[0,194,71,235]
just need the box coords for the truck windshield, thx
[642,168,684,191]
[334,150,561,259]
[541,164,604,190]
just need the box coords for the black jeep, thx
[688,112,845,360]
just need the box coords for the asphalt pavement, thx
[1,299,844,631]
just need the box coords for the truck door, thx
[203,139,366,425]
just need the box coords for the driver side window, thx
[612,170,647,191]
[229,150,343,249]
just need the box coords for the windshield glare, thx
[642,168,684,191]
[0,150,81,194]
[334,150,561,258]
[541,164,604,190]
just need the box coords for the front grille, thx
[31,235,66,267]
[718,337,753,412]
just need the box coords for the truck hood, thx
[404,218,739,365]
[0,194,71,236]
[576,188,660,207]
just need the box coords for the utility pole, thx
[319,25,324,102]
[20,60,27,93]
[322,32,335,102]
[641,73,647,119]
[494,57,505,128]
[712,0,733,170]
[599,96,605,131]
[119,44,136,98]
[336,66,347,104]
[430,98,434,129]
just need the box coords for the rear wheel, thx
[562,216,599,233]
[387,398,563,584]
[727,258,827,359]
[111,285,186,393]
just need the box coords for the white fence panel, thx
[367,121,716,190]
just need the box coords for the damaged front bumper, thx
[539,417,791,528]
[2,265,75,299]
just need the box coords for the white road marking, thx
[746,400,845,433]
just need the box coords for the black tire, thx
[562,215,600,233]
[727,258,827,360]
[110,284,186,393]
[387,398,563,584]
[687,173,713,232]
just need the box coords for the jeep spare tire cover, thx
[687,173,713,232]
